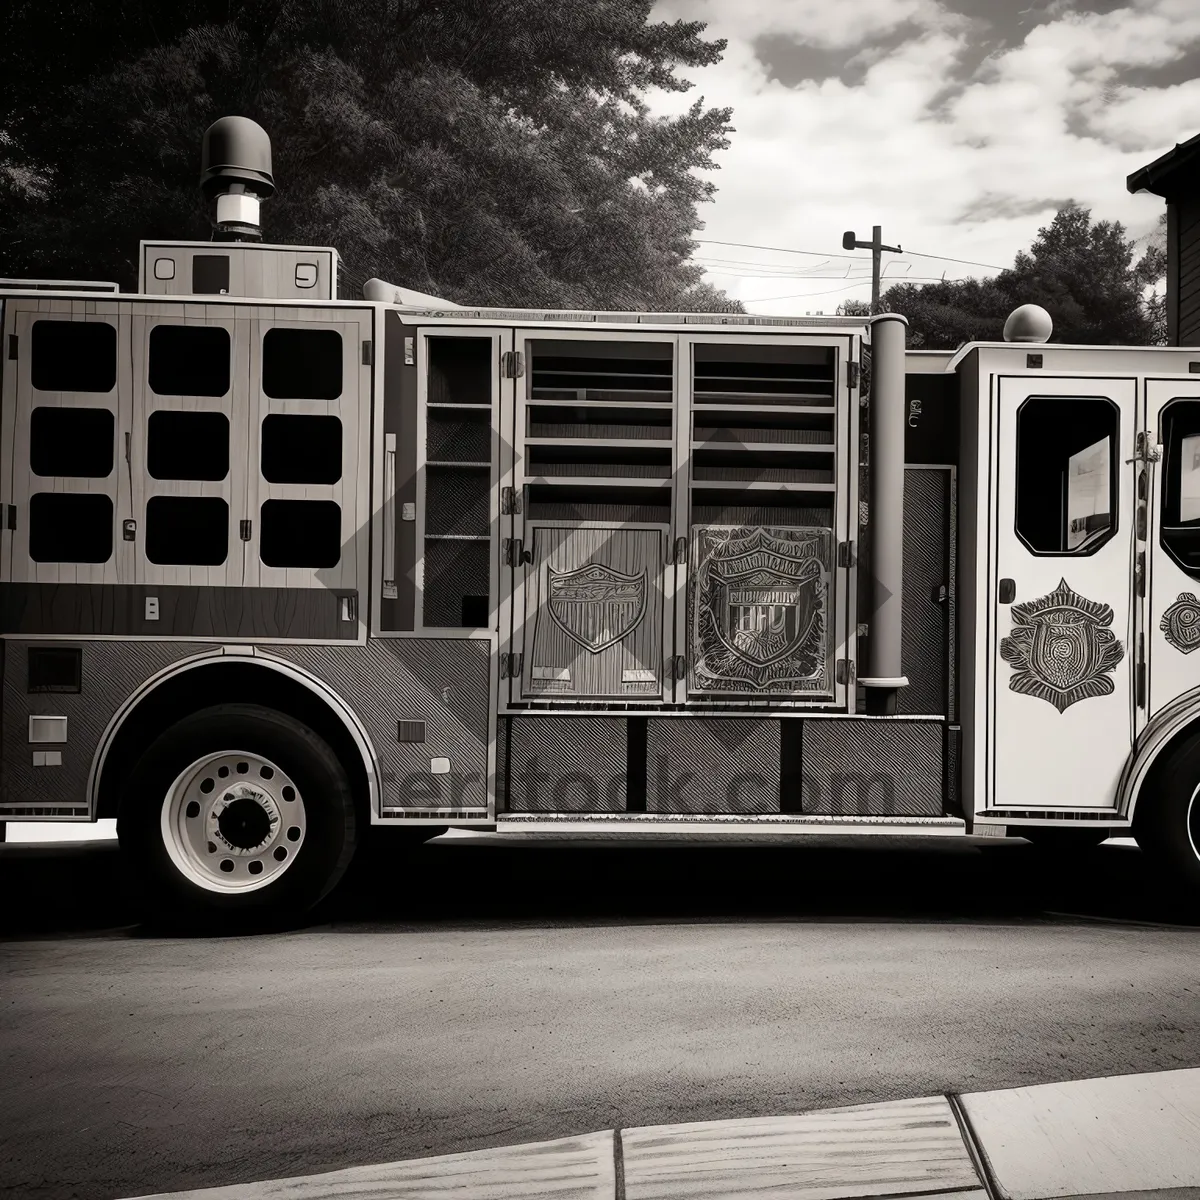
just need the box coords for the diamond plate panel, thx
[269,640,490,810]
[505,717,627,812]
[801,719,943,816]
[2,641,213,813]
[646,718,780,813]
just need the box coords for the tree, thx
[0,1,742,311]
[878,204,1166,348]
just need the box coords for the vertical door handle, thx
[998,578,1016,604]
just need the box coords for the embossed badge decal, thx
[691,526,830,693]
[546,563,647,654]
[999,578,1124,712]
[1161,592,1200,654]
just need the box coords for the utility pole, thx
[842,226,902,313]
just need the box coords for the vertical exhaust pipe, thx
[860,313,910,714]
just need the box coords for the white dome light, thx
[1003,304,1053,343]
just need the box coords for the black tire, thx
[1017,827,1110,853]
[1134,734,1200,898]
[117,703,358,933]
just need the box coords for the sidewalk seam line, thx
[614,1126,625,1200]
[947,1092,1001,1200]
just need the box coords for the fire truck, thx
[2,116,1199,928]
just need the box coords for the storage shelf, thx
[426,460,491,468]
[694,391,833,403]
[525,475,671,490]
[691,480,837,493]
[691,403,836,418]
[523,396,673,410]
[524,437,669,448]
[428,402,492,410]
[425,534,489,541]
[696,374,835,385]
[692,441,834,455]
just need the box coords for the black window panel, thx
[148,325,231,396]
[146,497,229,565]
[30,407,114,477]
[31,321,117,392]
[261,414,343,483]
[148,411,230,481]
[193,255,230,295]
[262,329,343,400]
[260,499,341,567]
[1015,396,1118,555]
[29,493,113,562]
[1159,401,1200,578]
[27,647,82,694]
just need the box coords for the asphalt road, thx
[2,832,1199,1200]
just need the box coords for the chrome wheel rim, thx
[161,751,307,894]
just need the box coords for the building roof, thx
[1127,130,1200,197]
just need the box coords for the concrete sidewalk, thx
[126,1066,1200,1200]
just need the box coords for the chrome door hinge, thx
[503,350,525,379]
[361,339,374,366]
[837,540,856,568]
[404,336,415,365]
[239,519,252,541]
[671,654,686,680]
[500,486,522,515]
[1135,551,1146,598]
[1136,633,1146,709]
[500,652,523,679]
[836,658,855,685]
[847,361,860,389]
[503,537,525,566]
[674,536,687,565]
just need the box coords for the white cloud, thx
[648,0,1198,314]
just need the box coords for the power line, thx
[693,237,1007,272]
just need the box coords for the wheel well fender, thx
[1121,694,1200,826]
[91,651,379,822]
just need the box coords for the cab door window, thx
[1159,400,1200,578]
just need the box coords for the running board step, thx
[494,814,967,836]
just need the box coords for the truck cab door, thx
[989,375,1137,812]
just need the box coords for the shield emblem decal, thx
[690,526,831,693]
[546,562,648,654]
[999,578,1124,712]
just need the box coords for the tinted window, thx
[193,255,230,295]
[262,329,343,400]
[261,414,342,483]
[148,411,230,480]
[31,321,117,392]
[29,493,113,562]
[30,407,114,477]
[260,500,341,567]
[148,325,231,396]
[1160,400,1200,579]
[1015,396,1118,555]
[146,497,229,565]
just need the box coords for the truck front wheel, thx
[117,703,358,932]
[1134,733,1200,902]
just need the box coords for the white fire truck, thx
[2,117,1199,928]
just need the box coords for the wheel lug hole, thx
[282,786,295,802]
[273,846,288,861]
[207,842,217,854]
[217,766,229,779]
[259,766,274,780]
[199,778,215,794]
[286,826,301,842]
[248,860,264,875]
[236,761,248,774]
[219,859,235,873]
[185,801,201,819]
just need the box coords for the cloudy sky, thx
[648,0,1200,315]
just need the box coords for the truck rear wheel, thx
[1134,734,1200,901]
[117,703,358,932]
